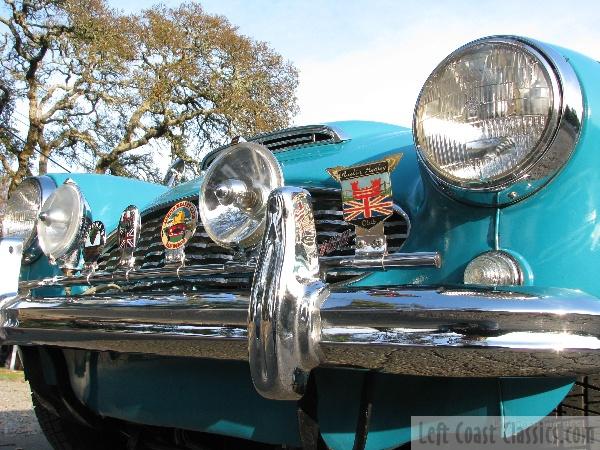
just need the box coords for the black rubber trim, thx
[353,371,375,450]
[297,373,329,450]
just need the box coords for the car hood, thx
[147,120,417,212]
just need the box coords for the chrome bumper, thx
[3,187,600,400]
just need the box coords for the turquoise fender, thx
[22,173,167,293]
[47,173,168,233]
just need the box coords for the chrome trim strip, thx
[252,124,347,142]
[201,125,347,170]
[320,251,440,270]
[3,287,600,378]
[18,263,257,289]
[17,251,440,290]
[249,187,328,400]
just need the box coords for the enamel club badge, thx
[161,200,198,265]
[327,154,402,230]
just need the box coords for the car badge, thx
[327,154,402,255]
[82,221,106,272]
[118,205,141,268]
[161,200,198,266]
[318,228,353,257]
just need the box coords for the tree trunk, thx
[94,154,116,174]
[8,42,48,194]
[8,127,37,194]
[38,148,48,174]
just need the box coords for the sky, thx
[10,0,600,174]
[109,0,600,128]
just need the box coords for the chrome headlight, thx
[37,179,90,266]
[414,36,583,205]
[199,142,283,249]
[1,176,56,261]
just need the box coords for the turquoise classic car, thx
[1,35,599,449]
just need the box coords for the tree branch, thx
[0,152,15,176]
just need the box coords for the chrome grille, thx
[97,188,409,289]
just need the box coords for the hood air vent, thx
[202,125,346,169]
[250,125,345,151]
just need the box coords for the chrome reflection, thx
[18,253,440,291]
[248,187,329,400]
[0,238,23,297]
[4,286,600,377]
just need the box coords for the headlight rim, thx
[413,35,583,206]
[1,175,57,264]
[37,178,91,266]
[198,142,284,250]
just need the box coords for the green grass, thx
[0,367,25,382]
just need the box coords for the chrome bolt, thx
[508,192,518,200]
[373,238,384,248]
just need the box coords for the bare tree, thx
[0,0,298,193]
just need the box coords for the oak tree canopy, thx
[0,0,299,194]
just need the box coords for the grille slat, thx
[97,188,409,288]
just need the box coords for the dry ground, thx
[0,369,51,450]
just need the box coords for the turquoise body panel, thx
[498,47,600,296]
[21,41,600,449]
[62,350,572,450]
[23,174,167,293]
[47,173,168,234]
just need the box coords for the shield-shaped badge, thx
[327,154,402,255]
[327,154,402,230]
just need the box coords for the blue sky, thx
[110,0,600,128]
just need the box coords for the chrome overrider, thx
[249,187,328,400]
[3,188,600,400]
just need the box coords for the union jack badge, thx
[327,154,402,230]
[118,205,141,268]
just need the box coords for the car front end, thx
[2,35,600,449]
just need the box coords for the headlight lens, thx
[2,178,43,249]
[414,36,582,201]
[38,180,87,263]
[199,142,283,249]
